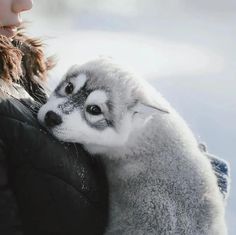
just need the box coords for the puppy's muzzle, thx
[44,111,62,128]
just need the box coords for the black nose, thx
[44,111,62,128]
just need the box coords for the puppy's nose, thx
[44,111,62,128]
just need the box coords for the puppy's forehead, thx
[63,66,131,100]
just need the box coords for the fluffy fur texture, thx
[38,59,227,235]
[0,29,54,102]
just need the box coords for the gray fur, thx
[38,59,227,235]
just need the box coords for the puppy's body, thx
[38,59,226,234]
[101,114,225,235]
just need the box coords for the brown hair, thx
[0,30,55,102]
[0,35,23,82]
[0,31,54,83]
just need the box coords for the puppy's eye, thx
[86,105,102,115]
[65,82,74,94]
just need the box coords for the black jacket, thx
[0,35,108,235]
[0,80,108,235]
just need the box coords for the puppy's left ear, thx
[132,100,169,116]
[130,98,169,126]
[129,77,170,125]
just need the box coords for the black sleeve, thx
[199,143,230,199]
[0,140,23,235]
[0,97,108,235]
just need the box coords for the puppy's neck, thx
[84,120,154,158]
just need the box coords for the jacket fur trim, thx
[0,29,54,103]
[0,30,54,83]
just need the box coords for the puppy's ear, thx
[130,99,169,127]
[133,100,168,115]
[130,78,170,125]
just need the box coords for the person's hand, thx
[0,97,108,235]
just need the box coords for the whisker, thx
[73,143,79,159]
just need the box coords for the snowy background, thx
[23,0,235,233]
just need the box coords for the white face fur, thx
[37,60,169,154]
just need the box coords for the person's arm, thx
[0,97,108,235]
[0,141,23,235]
[199,143,230,199]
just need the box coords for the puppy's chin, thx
[50,128,73,143]
[51,127,89,145]
[84,144,111,155]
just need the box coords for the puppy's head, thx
[38,59,169,154]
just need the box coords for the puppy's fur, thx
[38,59,227,234]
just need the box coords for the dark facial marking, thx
[54,70,82,97]
[58,80,94,115]
[55,76,115,130]
[55,82,65,97]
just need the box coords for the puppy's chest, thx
[102,156,152,195]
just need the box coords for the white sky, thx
[41,31,225,86]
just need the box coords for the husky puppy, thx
[38,59,227,235]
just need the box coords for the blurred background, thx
[23,0,235,233]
